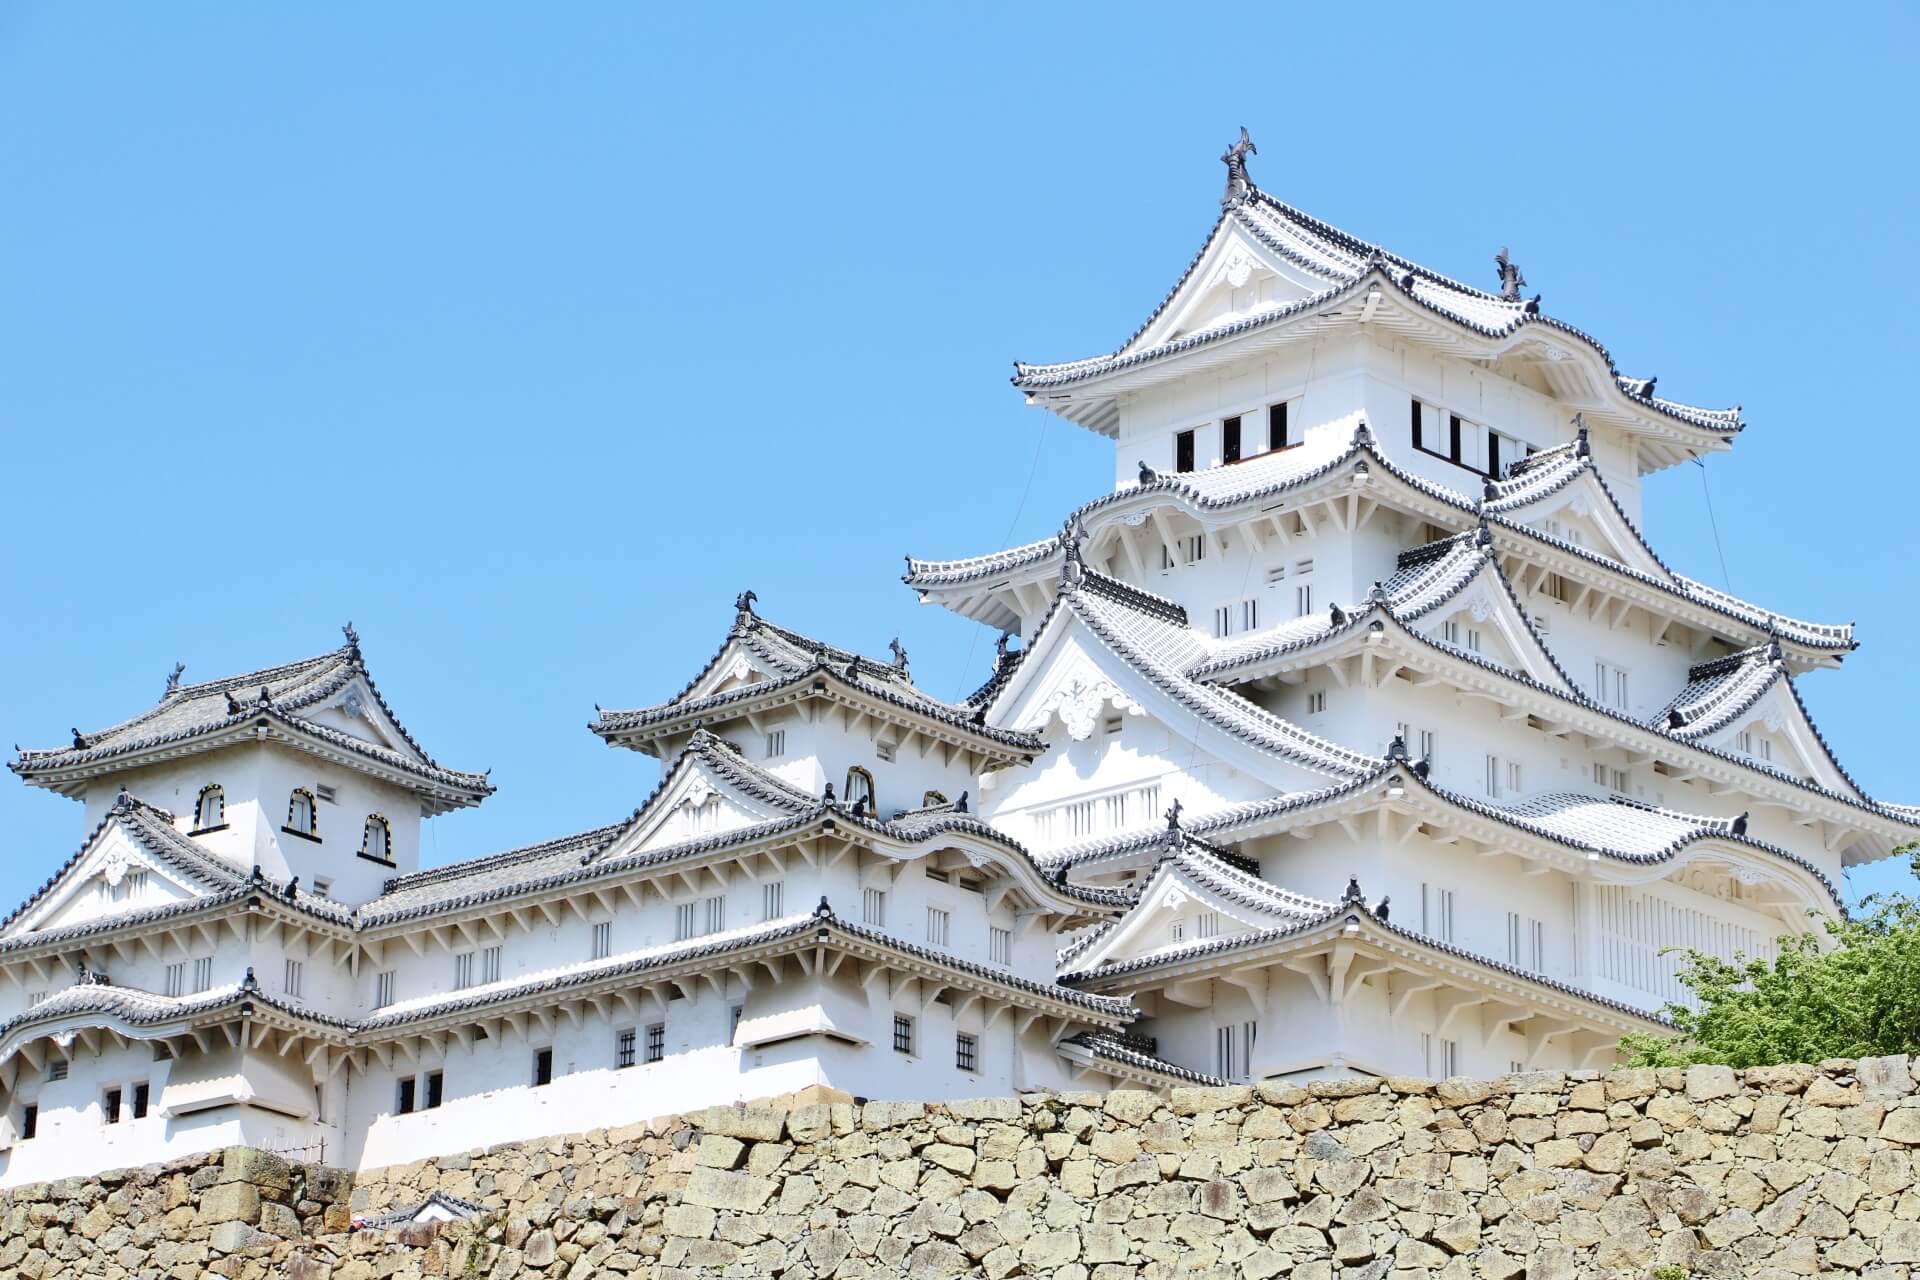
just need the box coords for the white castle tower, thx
[905,133,1911,1085]
[0,137,1910,1186]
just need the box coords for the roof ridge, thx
[1074,568,1189,626]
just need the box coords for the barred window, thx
[615,1028,637,1069]
[481,945,501,984]
[645,1023,665,1063]
[673,902,696,941]
[955,1032,978,1073]
[892,1014,914,1055]
[989,927,1012,966]
[862,888,886,927]
[591,922,611,960]
[454,952,474,990]
[926,907,950,948]
[192,957,214,994]
[374,970,395,1008]
[283,959,303,998]
[761,881,784,921]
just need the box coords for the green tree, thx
[1620,881,1920,1069]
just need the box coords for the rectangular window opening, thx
[532,1047,554,1087]
[1222,415,1242,464]
[1175,429,1196,474]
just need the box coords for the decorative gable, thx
[1700,683,1860,798]
[1406,564,1573,693]
[6,820,203,939]
[1527,487,1667,580]
[1128,224,1330,354]
[1065,853,1315,976]
[303,677,408,753]
[603,738,815,862]
[673,641,773,705]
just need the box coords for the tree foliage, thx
[1620,881,1920,1068]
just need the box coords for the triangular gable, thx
[299,674,413,754]
[989,599,1346,794]
[1397,554,1577,694]
[671,638,780,706]
[1129,219,1340,354]
[1066,853,1325,974]
[3,812,226,940]
[1511,470,1669,581]
[604,737,815,859]
[1694,679,1863,800]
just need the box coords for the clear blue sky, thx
[3,4,1915,908]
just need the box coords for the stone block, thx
[1881,1107,1920,1145]
[697,1105,786,1142]
[679,1167,776,1213]
[1686,1065,1738,1101]
[694,1135,747,1169]
[219,1147,292,1193]
[197,1182,261,1226]
[209,1220,270,1254]
[1169,1086,1251,1116]
[1101,1090,1159,1125]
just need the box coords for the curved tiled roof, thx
[0,906,1133,1061]
[0,793,252,936]
[363,738,1128,927]
[1059,894,1667,1027]
[592,607,1042,755]
[1056,847,1334,968]
[907,425,1850,658]
[11,634,492,801]
[359,904,1133,1032]
[1052,569,1378,781]
[0,971,350,1057]
[1060,1030,1229,1088]
[1012,189,1742,444]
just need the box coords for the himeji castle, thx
[2,136,1912,1186]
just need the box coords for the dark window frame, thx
[892,1014,914,1055]
[1174,429,1196,474]
[424,1071,444,1110]
[1268,401,1290,452]
[645,1023,665,1064]
[396,1077,416,1115]
[616,1028,637,1069]
[20,1104,36,1141]
[1221,416,1242,464]
[1410,396,1505,479]
[104,1088,122,1124]
[532,1047,554,1087]
[132,1082,150,1120]
[955,1032,979,1073]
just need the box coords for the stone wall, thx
[5,1056,1920,1278]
